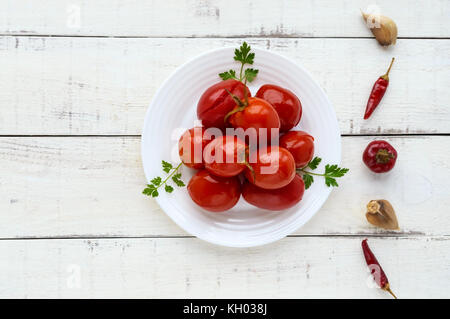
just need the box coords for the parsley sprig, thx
[297,157,349,189]
[219,42,259,83]
[143,161,185,197]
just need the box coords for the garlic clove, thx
[362,12,398,46]
[366,199,399,230]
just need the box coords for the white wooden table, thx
[0,0,449,298]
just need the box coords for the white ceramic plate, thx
[142,47,341,247]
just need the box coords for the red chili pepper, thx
[364,58,395,120]
[362,239,397,299]
[362,140,397,173]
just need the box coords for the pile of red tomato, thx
[179,79,315,212]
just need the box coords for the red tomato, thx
[197,79,250,129]
[279,131,315,168]
[243,175,305,211]
[228,97,280,132]
[255,84,302,132]
[203,135,247,177]
[178,127,213,169]
[363,140,397,173]
[187,170,241,212]
[245,146,296,190]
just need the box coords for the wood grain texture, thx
[1,0,449,299]
[1,236,448,298]
[1,37,449,135]
[0,0,449,38]
[1,136,449,238]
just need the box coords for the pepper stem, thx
[383,284,397,299]
[381,57,395,81]
[375,148,395,164]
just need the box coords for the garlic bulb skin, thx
[366,199,399,230]
[362,12,398,46]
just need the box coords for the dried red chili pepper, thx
[364,58,395,120]
[362,239,397,299]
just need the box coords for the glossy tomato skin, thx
[363,140,397,173]
[203,135,247,177]
[197,79,250,130]
[243,175,305,211]
[256,84,302,132]
[228,97,280,132]
[178,127,213,169]
[279,131,315,168]
[187,170,241,212]
[245,146,296,190]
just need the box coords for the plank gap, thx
[2,34,450,40]
[0,234,448,241]
[1,134,450,138]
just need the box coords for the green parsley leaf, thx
[165,185,174,193]
[297,159,348,189]
[325,164,337,174]
[142,184,155,196]
[172,174,185,187]
[325,177,339,187]
[143,183,159,197]
[151,176,162,186]
[244,68,259,83]
[307,157,322,170]
[325,164,349,178]
[143,162,184,198]
[219,70,237,80]
[162,160,173,173]
[219,42,259,83]
[234,42,254,65]
[302,174,314,190]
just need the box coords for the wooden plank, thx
[1,136,449,238]
[0,37,449,135]
[0,0,449,38]
[0,236,448,298]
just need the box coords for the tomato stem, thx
[224,105,245,123]
[225,89,245,107]
[244,162,256,181]
[224,89,247,123]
